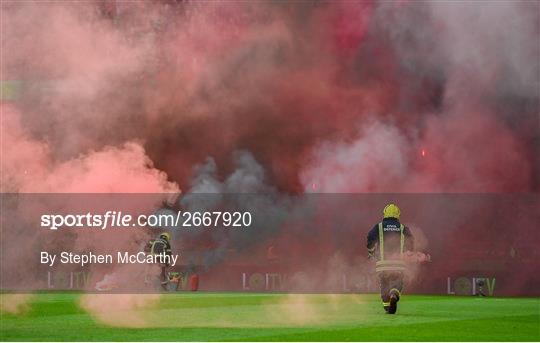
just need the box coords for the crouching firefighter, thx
[367,204,414,314]
[145,232,172,290]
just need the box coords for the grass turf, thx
[1,293,538,341]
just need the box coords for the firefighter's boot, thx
[388,289,400,314]
[382,295,391,313]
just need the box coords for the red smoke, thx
[2,1,537,194]
[1,1,539,298]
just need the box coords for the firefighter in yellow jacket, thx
[367,204,414,314]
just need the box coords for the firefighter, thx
[367,204,414,314]
[145,232,172,290]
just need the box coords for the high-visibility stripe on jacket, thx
[376,222,405,273]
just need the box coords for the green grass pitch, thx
[1,293,539,341]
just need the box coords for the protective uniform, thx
[145,232,172,290]
[367,204,414,314]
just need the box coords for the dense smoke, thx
[2,1,537,194]
[1,0,539,310]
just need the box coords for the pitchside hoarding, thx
[1,193,538,295]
